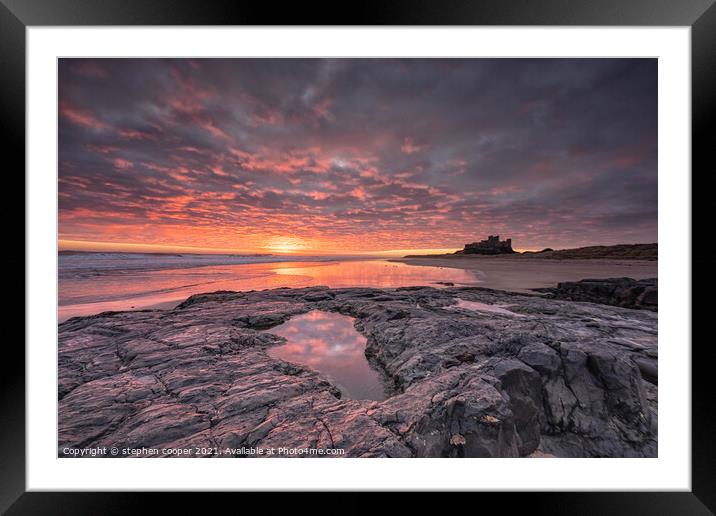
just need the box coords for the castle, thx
[456,235,515,255]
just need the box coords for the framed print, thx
[3,0,713,512]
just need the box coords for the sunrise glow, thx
[59,59,657,254]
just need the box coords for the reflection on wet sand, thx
[267,310,387,401]
[58,259,479,322]
[272,260,477,289]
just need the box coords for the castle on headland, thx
[455,235,515,255]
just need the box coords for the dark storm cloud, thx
[58,58,657,251]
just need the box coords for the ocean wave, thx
[58,252,352,279]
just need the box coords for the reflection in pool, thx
[266,310,387,401]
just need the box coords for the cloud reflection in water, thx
[267,310,387,401]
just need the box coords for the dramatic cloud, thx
[58,58,657,253]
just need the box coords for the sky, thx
[58,58,657,255]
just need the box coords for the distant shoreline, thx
[404,243,657,261]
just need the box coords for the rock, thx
[534,277,657,311]
[527,449,556,458]
[450,434,466,446]
[58,285,657,458]
[632,356,658,385]
[301,288,335,302]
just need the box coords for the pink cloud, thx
[199,119,230,140]
[113,158,133,170]
[118,128,154,140]
[306,191,330,201]
[85,143,118,155]
[177,146,205,154]
[349,186,368,201]
[210,165,229,177]
[167,96,205,116]
[400,137,423,154]
[60,100,107,130]
[251,109,284,126]
[228,146,332,175]
[312,97,334,120]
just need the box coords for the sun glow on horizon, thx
[58,59,658,255]
[58,239,463,257]
[261,236,312,254]
[58,239,259,255]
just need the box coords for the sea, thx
[58,252,479,322]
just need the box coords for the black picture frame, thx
[3,0,712,512]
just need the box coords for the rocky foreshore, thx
[58,285,657,458]
[534,277,658,311]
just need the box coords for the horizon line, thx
[58,238,657,257]
[57,239,465,257]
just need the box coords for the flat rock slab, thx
[58,285,657,458]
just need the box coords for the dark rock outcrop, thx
[58,285,657,458]
[534,277,657,311]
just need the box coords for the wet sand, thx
[58,259,479,322]
[392,256,657,294]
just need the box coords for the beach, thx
[393,255,657,293]
[58,254,481,322]
[59,252,659,321]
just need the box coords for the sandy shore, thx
[392,256,657,293]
